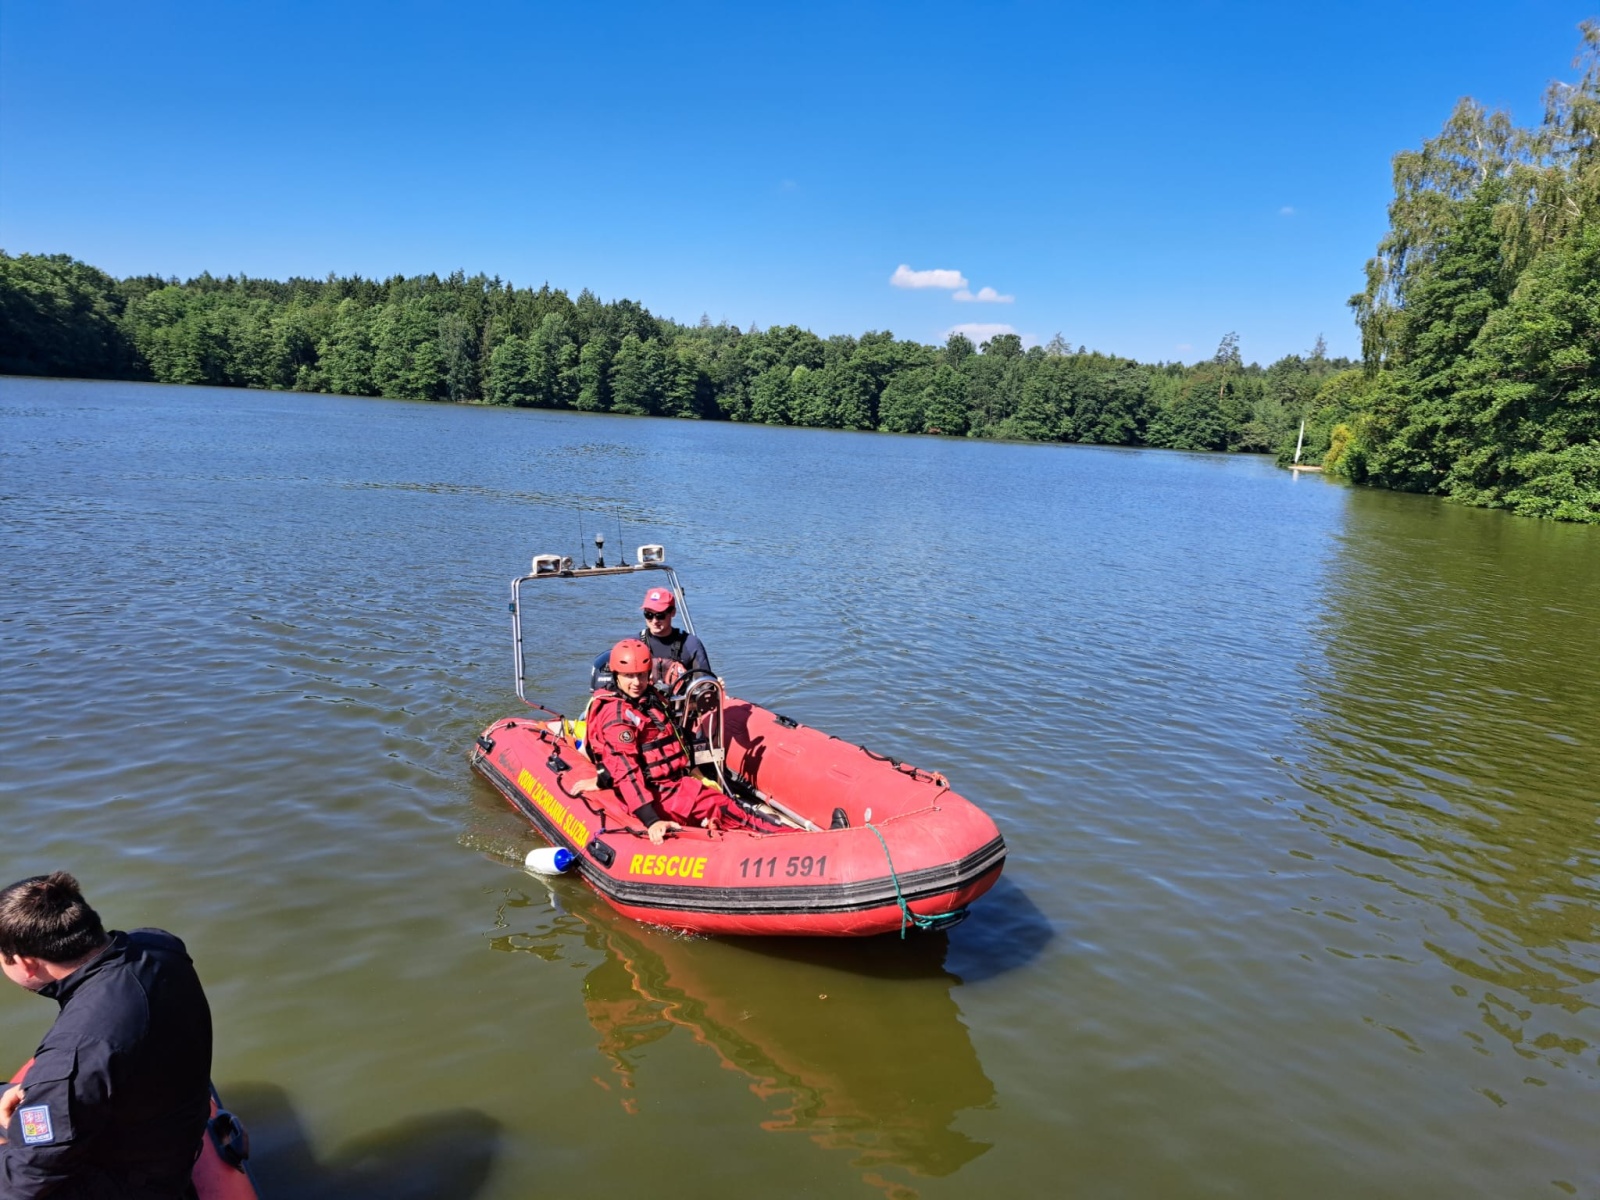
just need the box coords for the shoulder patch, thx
[20,1104,55,1145]
[618,728,635,744]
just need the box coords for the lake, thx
[1,376,1596,1199]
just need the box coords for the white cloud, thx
[1175,342,1193,352]
[953,286,1014,303]
[1279,205,1295,216]
[890,264,968,290]
[944,323,1037,349]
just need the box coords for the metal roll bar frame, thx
[510,553,694,707]
[506,546,816,833]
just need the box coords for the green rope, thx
[863,821,969,938]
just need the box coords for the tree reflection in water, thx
[1291,491,1600,1069]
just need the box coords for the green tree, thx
[877,366,931,434]
[272,304,326,391]
[1353,182,1516,491]
[1148,385,1230,451]
[1072,358,1154,445]
[1444,223,1600,520]
[372,299,445,401]
[486,334,532,405]
[321,299,377,396]
[748,364,792,424]
[941,332,975,369]
[923,365,971,436]
[438,312,478,402]
[0,252,142,379]
[125,286,211,384]
[610,334,669,415]
[1008,360,1067,441]
[575,340,611,411]
[524,313,571,408]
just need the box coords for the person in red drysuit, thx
[587,638,774,844]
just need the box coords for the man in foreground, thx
[588,638,778,844]
[0,872,212,1199]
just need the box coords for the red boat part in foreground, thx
[7,1061,259,1200]
[472,696,1007,937]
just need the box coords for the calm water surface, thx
[2,378,1596,1199]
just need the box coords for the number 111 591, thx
[739,855,827,878]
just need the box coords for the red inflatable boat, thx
[471,545,1006,937]
[7,1061,259,1200]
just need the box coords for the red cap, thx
[609,638,653,674]
[642,587,676,614]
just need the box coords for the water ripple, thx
[2,379,1597,1199]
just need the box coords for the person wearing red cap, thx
[637,586,712,693]
[587,638,775,843]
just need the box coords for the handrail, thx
[510,559,695,706]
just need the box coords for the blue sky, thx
[0,1,1591,363]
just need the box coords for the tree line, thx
[1291,21,1600,523]
[0,253,1348,461]
[4,26,1595,523]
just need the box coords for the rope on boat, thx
[863,822,969,939]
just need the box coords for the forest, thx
[1297,21,1600,523]
[1,25,1595,521]
[0,251,1345,461]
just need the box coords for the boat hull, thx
[472,698,1006,936]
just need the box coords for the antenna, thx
[594,530,606,568]
[617,514,625,565]
[577,513,589,568]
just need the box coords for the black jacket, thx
[639,627,712,679]
[1,929,212,1199]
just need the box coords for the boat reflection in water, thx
[489,877,995,1191]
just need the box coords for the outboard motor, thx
[589,650,614,693]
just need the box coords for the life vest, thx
[590,689,690,786]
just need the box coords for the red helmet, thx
[641,587,676,614]
[609,638,653,674]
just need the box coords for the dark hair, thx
[0,872,107,963]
